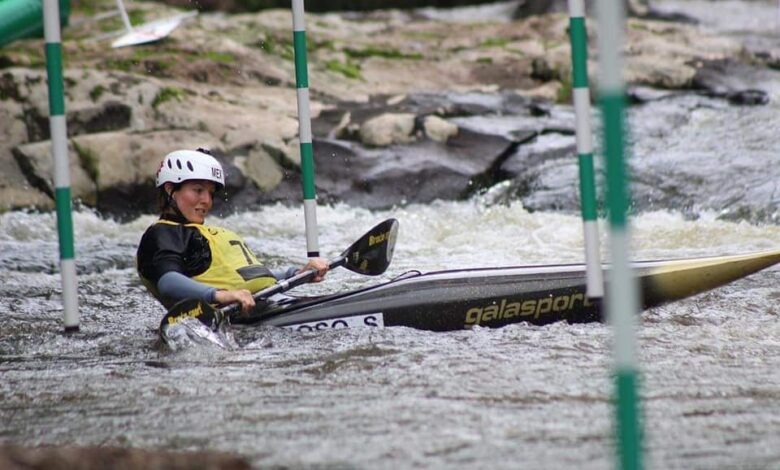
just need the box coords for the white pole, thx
[115,0,133,32]
[597,0,643,468]
[291,0,320,257]
[43,0,79,332]
[567,0,604,298]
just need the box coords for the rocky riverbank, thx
[0,444,251,469]
[1,1,778,218]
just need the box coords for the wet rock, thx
[423,115,458,143]
[0,444,252,470]
[725,89,769,106]
[359,113,417,147]
[234,145,286,192]
[274,128,515,209]
[492,132,579,210]
[22,101,132,142]
[0,99,51,211]
[691,59,775,105]
[12,140,95,204]
[0,6,774,216]
[512,0,652,19]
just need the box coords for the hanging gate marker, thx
[111,0,198,49]
[567,0,603,298]
[43,0,79,332]
[596,0,644,469]
[291,0,320,258]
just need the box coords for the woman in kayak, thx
[137,148,328,313]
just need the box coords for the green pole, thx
[567,0,603,298]
[291,0,320,257]
[596,1,643,469]
[43,0,79,332]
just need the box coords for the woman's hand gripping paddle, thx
[159,218,399,336]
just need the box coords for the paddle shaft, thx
[220,255,346,316]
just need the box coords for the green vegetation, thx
[130,49,157,60]
[152,86,185,109]
[257,35,295,61]
[2,47,45,68]
[312,39,336,52]
[628,21,651,32]
[325,59,361,79]
[403,30,443,41]
[72,0,119,15]
[556,76,572,104]
[344,46,422,60]
[480,37,510,48]
[476,57,493,64]
[73,141,100,183]
[203,51,238,64]
[98,10,147,33]
[99,51,172,76]
[541,39,565,51]
[102,58,137,72]
[89,85,105,102]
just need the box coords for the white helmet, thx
[156,149,225,189]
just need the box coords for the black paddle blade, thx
[159,298,224,332]
[342,218,399,276]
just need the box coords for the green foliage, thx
[152,87,185,109]
[131,49,157,60]
[480,38,510,48]
[203,51,238,64]
[97,10,147,33]
[89,85,105,102]
[129,11,146,25]
[71,0,114,16]
[476,57,493,64]
[556,76,572,104]
[73,141,100,182]
[312,39,336,52]
[344,46,422,60]
[102,58,136,72]
[257,35,294,61]
[325,59,362,79]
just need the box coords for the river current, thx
[2,1,780,469]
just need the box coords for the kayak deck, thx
[232,250,780,332]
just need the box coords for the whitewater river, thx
[3,1,780,469]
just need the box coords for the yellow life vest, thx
[157,220,277,294]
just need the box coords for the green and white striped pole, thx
[597,1,643,469]
[43,0,79,332]
[567,0,603,298]
[291,0,320,257]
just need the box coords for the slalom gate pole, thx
[291,0,320,257]
[567,0,603,298]
[114,0,134,33]
[43,0,79,332]
[596,1,643,469]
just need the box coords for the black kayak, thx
[232,249,780,332]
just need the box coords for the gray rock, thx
[0,444,251,470]
[0,7,772,219]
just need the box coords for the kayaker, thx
[137,148,328,313]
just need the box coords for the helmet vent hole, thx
[176,159,182,170]
[186,161,194,172]
[167,160,172,169]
